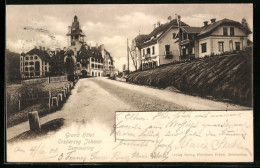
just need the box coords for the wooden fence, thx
[21,76,68,84]
[18,81,74,112]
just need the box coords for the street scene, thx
[5,4,253,162]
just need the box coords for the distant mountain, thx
[6,49,20,83]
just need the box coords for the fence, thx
[21,76,68,84]
[18,81,74,112]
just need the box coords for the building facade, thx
[133,17,189,70]
[20,47,51,79]
[177,18,252,59]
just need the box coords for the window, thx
[25,73,29,76]
[91,58,94,62]
[34,56,38,59]
[146,48,151,54]
[188,47,193,54]
[189,34,194,40]
[25,57,29,60]
[30,56,33,60]
[218,42,224,52]
[98,65,101,69]
[152,46,155,55]
[25,62,28,65]
[21,57,23,61]
[92,72,94,76]
[165,45,170,52]
[30,73,34,76]
[173,33,176,39]
[201,43,207,53]
[235,42,240,51]
[91,64,94,68]
[223,27,227,36]
[25,67,28,71]
[230,27,235,36]
[45,67,47,71]
[29,67,34,71]
[95,64,97,68]
[101,59,103,63]
[183,33,187,40]
[29,62,34,65]
[35,72,40,76]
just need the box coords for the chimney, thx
[203,21,208,26]
[39,46,42,50]
[153,23,156,29]
[210,18,216,23]
[157,21,161,27]
[168,16,172,22]
[96,43,98,48]
[63,47,67,51]
[34,46,37,49]
[43,47,45,51]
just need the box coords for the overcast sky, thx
[6,4,253,71]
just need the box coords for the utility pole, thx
[127,38,129,74]
[176,14,182,62]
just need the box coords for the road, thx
[6,77,249,140]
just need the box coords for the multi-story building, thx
[20,15,116,79]
[20,46,51,78]
[133,16,189,70]
[178,18,252,59]
[133,17,251,70]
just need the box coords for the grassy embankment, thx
[128,53,252,107]
[6,81,70,128]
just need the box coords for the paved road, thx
[6,77,249,140]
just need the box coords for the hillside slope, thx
[128,53,253,107]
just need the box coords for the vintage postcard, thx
[5,4,253,162]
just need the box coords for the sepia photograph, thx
[5,3,253,163]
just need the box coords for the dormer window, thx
[223,27,227,36]
[230,27,235,36]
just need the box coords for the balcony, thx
[180,39,194,45]
[164,51,173,59]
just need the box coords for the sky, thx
[6,4,253,71]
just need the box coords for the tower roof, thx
[66,15,85,36]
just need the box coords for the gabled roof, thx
[198,18,252,36]
[140,19,189,48]
[181,27,203,34]
[25,48,51,61]
[67,16,85,36]
[78,44,103,60]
